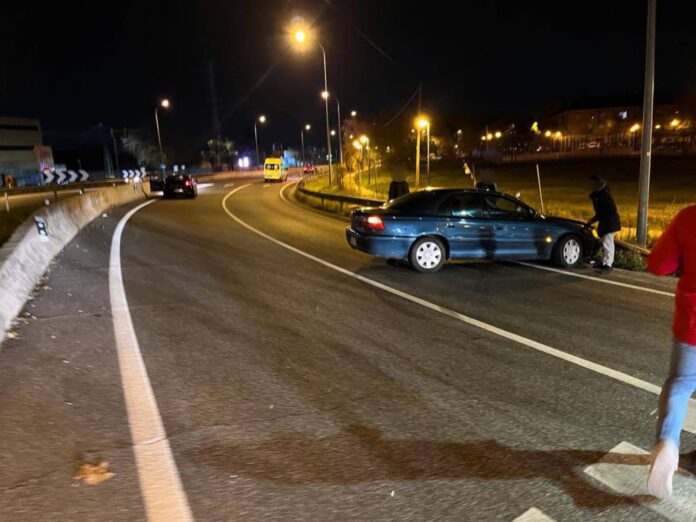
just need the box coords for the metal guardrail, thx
[296,183,385,208]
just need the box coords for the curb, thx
[0,183,151,344]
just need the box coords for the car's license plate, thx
[175,189,183,193]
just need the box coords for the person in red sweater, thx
[647,206,696,498]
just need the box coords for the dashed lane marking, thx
[512,507,556,522]
[585,441,696,521]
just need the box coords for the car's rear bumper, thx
[345,227,412,258]
[264,172,283,180]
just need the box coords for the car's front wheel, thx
[552,235,583,268]
[409,237,445,273]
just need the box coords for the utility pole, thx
[637,0,657,246]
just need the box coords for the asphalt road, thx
[0,176,688,521]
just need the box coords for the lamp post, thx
[155,98,170,168]
[301,124,310,165]
[291,25,333,184]
[254,115,266,169]
[320,86,333,181]
[359,135,370,184]
[335,96,344,166]
[415,116,429,188]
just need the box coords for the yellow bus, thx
[263,157,287,182]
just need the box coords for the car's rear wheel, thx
[552,235,583,268]
[409,237,445,273]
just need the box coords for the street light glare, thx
[305,124,311,131]
[294,30,306,43]
[416,116,429,129]
[359,135,368,144]
[352,140,362,150]
[351,110,357,117]
[321,90,329,100]
[258,115,267,123]
[671,118,681,127]
[160,99,170,109]
[494,131,502,138]
[330,130,336,136]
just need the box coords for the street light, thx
[351,110,357,117]
[301,124,311,165]
[254,115,266,169]
[494,131,502,139]
[330,129,336,136]
[155,98,170,167]
[291,22,334,184]
[359,135,370,183]
[416,116,431,186]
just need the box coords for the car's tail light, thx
[365,215,384,231]
[185,180,192,186]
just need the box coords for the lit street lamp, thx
[254,115,267,169]
[292,22,334,184]
[155,98,170,168]
[351,110,357,117]
[417,117,431,186]
[301,124,311,165]
[414,116,429,188]
[360,134,370,183]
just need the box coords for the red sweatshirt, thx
[648,206,696,345]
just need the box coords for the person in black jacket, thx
[587,176,621,274]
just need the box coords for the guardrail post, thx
[4,192,9,212]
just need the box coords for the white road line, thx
[516,261,674,297]
[110,200,193,522]
[585,441,696,521]
[222,184,696,434]
[223,183,235,188]
[512,507,556,522]
[197,183,214,189]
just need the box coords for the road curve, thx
[0,177,685,521]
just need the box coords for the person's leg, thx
[602,232,615,268]
[649,340,696,497]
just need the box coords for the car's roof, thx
[417,188,508,198]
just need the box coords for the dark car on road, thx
[346,188,600,273]
[163,174,197,199]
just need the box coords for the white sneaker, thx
[648,440,679,499]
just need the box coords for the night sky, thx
[2,0,695,160]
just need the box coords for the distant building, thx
[547,105,681,136]
[0,117,53,174]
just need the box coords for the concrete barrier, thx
[0,182,151,343]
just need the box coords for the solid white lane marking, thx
[223,184,696,434]
[516,261,674,297]
[585,441,696,521]
[110,200,193,521]
[263,184,271,189]
[512,507,556,522]
[223,183,235,188]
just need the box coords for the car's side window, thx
[483,196,532,220]
[438,194,484,218]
